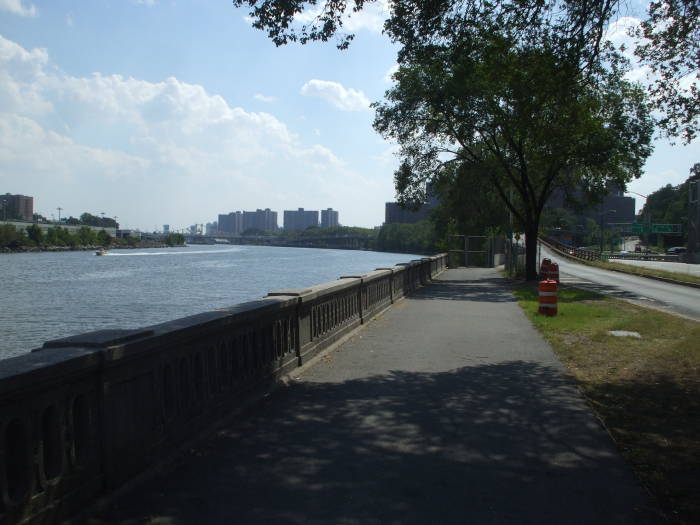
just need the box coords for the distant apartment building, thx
[385,184,439,225]
[1,193,34,221]
[284,208,319,230]
[205,222,217,236]
[546,187,636,225]
[321,208,339,228]
[242,208,278,232]
[163,224,170,233]
[218,209,277,234]
[218,211,243,234]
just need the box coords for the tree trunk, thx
[525,225,539,281]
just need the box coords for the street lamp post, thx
[599,209,616,254]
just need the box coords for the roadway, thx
[540,244,700,321]
[609,257,700,277]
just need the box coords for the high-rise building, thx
[163,224,170,233]
[218,209,277,234]
[218,211,243,234]
[0,193,33,221]
[242,208,278,232]
[283,208,319,230]
[321,208,339,228]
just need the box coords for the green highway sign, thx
[651,224,682,234]
[628,223,681,234]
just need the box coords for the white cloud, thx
[0,34,382,228]
[300,79,370,111]
[253,93,276,103]
[0,0,36,17]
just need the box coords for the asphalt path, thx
[541,245,700,320]
[89,268,657,525]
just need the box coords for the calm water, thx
[0,245,421,360]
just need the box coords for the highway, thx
[540,244,700,321]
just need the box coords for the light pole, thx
[57,207,62,223]
[599,209,616,254]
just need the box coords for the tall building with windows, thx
[242,208,278,232]
[321,208,339,228]
[218,209,277,234]
[218,211,243,234]
[283,208,319,230]
[0,193,33,221]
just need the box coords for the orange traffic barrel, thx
[538,280,558,316]
[548,262,560,283]
[540,258,552,279]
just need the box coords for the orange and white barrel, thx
[547,262,560,284]
[538,280,558,316]
[540,258,552,279]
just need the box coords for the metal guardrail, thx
[541,236,683,263]
[0,253,448,525]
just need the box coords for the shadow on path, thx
[411,277,516,303]
[92,361,658,525]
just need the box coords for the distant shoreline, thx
[0,243,186,254]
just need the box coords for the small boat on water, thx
[95,248,108,256]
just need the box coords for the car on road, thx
[666,246,687,255]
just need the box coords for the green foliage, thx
[96,230,112,247]
[76,226,97,246]
[79,212,118,228]
[25,224,44,245]
[633,0,700,143]
[164,233,185,246]
[280,225,376,240]
[375,220,437,253]
[373,21,653,279]
[640,166,695,247]
[0,224,20,247]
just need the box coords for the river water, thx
[0,245,421,360]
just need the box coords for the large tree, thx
[234,0,656,279]
[374,30,652,278]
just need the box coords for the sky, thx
[0,0,697,231]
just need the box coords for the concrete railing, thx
[0,253,447,525]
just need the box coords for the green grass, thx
[595,260,700,285]
[514,284,700,524]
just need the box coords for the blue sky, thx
[0,0,697,230]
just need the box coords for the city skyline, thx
[0,1,698,231]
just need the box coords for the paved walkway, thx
[90,269,657,525]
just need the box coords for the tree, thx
[0,224,20,247]
[25,224,44,245]
[235,0,655,279]
[164,233,185,246]
[97,230,112,247]
[76,226,97,246]
[373,33,653,278]
[633,0,700,143]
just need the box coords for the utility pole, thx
[57,207,62,223]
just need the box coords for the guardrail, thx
[541,236,683,263]
[0,253,447,525]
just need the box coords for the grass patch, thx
[594,260,700,286]
[514,284,700,524]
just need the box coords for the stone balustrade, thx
[0,253,447,525]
